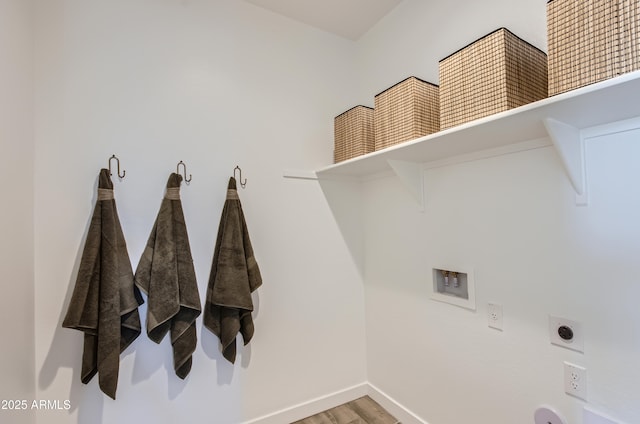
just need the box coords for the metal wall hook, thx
[234,165,246,188]
[177,160,192,183]
[108,154,126,179]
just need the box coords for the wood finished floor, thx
[292,396,399,424]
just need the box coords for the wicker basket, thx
[439,28,548,130]
[334,105,374,163]
[374,77,440,151]
[547,0,640,96]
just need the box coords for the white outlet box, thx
[487,303,503,331]
[549,316,584,353]
[564,362,587,400]
[430,266,476,310]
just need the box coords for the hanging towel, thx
[204,177,262,363]
[134,173,201,379]
[62,168,143,400]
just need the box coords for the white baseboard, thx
[241,383,369,424]
[242,381,428,424]
[367,383,429,424]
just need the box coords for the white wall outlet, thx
[549,316,584,353]
[534,406,567,424]
[564,362,587,400]
[487,303,503,331]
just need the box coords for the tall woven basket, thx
[374,77,440,151]
[334,105,374,163]
[439,28,548,130]
[547,0,640,96]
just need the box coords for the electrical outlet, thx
[535,406,567,424]
[564,362,587,400]
[549,316,584,353]
[487,303,503,331]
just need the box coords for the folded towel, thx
[135,173,201,379]
[204,177,262,363]
[62,168,143,399]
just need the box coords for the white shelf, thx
[314,70,640,206]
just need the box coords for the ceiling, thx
[243,0,403,40]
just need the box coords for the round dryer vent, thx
[534,405,567,424]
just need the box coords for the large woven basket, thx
[439,28,548,130]
[334,105,374,163]
[547,0,640,96]
[374,76,439,151]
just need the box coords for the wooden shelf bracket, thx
[387,159,425,211]
[543,117,588,205]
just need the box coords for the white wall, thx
[18,0,640,423]
[0,0,36,423]
[33,1,366,423]
[356,1,640,423]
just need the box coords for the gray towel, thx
[204,177,262,363]
[62,168,143,399]
[134,173,201,379]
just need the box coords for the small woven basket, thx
[334,105,374,163]
[439,28,548,130]
[547,0,640,96]
[374,76,440,151]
